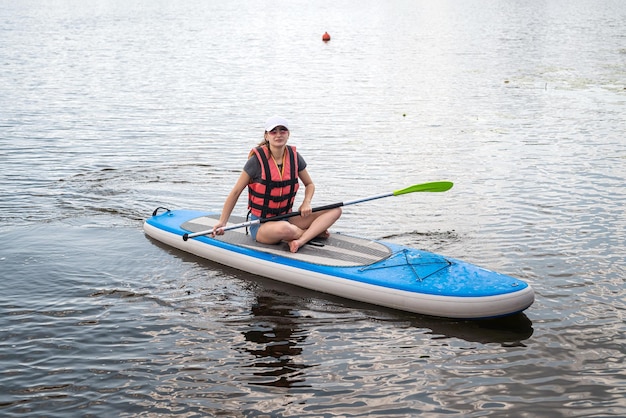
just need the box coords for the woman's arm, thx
[213,171,251,234]
[298,169,315,216]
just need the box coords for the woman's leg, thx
[254,208,342,252]
[287,208,342,253]
[255,220,303,245]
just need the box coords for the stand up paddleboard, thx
[144,208,534,319]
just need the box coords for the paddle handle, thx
[183,219,257,241]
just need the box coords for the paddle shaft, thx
[181,182,452,241]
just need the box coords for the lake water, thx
[1,0,625,416]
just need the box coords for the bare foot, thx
[289,239,302,253]
[316,230,330,239]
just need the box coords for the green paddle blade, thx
[393,181,454,195]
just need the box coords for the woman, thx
[212,116,342,253]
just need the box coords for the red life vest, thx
[248,145,300,218]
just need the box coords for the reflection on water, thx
[224,274,535,390]
[241,295,314,388]
[419,314,533,346]
[236,290,534,389]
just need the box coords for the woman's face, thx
[265,126,290,146]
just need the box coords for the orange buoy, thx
[322,32,331,42]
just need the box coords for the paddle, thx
[182,181,453,241]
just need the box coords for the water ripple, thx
[1,0,625,416]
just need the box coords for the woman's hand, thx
[211,221,226,236]
[299,201,312,217]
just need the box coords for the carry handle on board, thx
[181,181,453,241]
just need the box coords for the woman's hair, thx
[249,136,269,157]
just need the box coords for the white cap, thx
[264,116,290,132]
